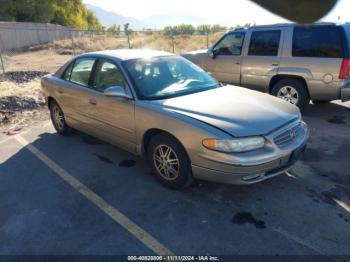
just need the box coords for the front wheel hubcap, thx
[277,86,299,105]
[153,145,180,181]
[52,104,64,130]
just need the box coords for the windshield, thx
[123,56,219,100]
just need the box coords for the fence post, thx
[0,33,5,75]
[206,31,209,48]
[0,50,5,75]
[127,33,131,49]
[70,29,76,56]
[171,31,175,53]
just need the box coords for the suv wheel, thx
[148,133,193,189]
[271,79,310,111]
[50,100,72,135]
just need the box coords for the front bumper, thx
[191,120,309,185]
[341,82,350,102]
[192,143,306,185]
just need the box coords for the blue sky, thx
[83,0,349,26]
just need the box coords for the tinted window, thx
[92,60,127,91]
[248,30,281,56]
[343,25,350,55]
[213,32,245,56]
[70,58,95,86]
[293,26,344,58]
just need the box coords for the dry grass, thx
[23,32,224,56]
[131,32,223,54]
[0,33,225,132]
[2,33,223,74]
[0,79,42,98]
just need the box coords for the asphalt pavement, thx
[0,101,349,257]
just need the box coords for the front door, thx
[87,59,136,153]
[241,29,283,92]
[204,31,245,85]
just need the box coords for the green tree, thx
[163,26,175,36]
[210,24,227,33]
[107,24,121,35]
[197,24,211,35]
[0,0,102,30]
[174,24,195,35]
[123,23,133,35]
[0,0,15,21]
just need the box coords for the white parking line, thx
[15,135,174,256]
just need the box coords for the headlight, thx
[202,136,265,153]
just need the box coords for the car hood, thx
[152,85,300,137]
[182,49,208,55]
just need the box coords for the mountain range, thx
[86,4,209,29]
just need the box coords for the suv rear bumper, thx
[341,82,350,102]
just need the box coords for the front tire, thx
[49,100,72,136]
[148,133,193,189]
[271,79,310,112]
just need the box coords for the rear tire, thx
[271,78,310,112]
[147,133,193,189]
[49,100,72,136]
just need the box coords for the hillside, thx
[86,4,147,29]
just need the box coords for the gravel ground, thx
[0,72,49,135]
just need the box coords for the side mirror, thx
[208,48,216,59]
[104,86,132,99]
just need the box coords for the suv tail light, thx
[339,58,350,79]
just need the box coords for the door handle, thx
[58,90,64,94]
[235,62,241,65]
[271,63,279,66]
[89,98,97,105]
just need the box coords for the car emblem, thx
[290,129,297,139]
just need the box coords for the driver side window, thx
[92,59,128,92]
[213,32,245,56]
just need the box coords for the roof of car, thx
[86,49,174,61]
[227,22,340,33]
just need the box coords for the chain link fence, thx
[0,22,226,131]
[0,22,225,78]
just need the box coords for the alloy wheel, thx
[277,86,299,105]
[153,144,180,181]
[52,104,65,131]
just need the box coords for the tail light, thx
[339,58,350,79]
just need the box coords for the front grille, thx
[274,124,301,147]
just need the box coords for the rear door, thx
[281,25,345,101]
[241,28,283,92]
[204,31,245,85]
[54,57,97,131]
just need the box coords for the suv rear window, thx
[248,30,281,56]
[292,26,344,58]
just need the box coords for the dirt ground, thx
[0,75,50,135]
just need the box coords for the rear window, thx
[70,58,96,86]
[248,30,281,56]
[342,25,350,57]
[292,26,344,58]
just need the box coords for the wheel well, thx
[47,96,55,109]
[269,75,310,98]
[141,129,189,159]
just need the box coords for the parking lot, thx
[0,101,349,257]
